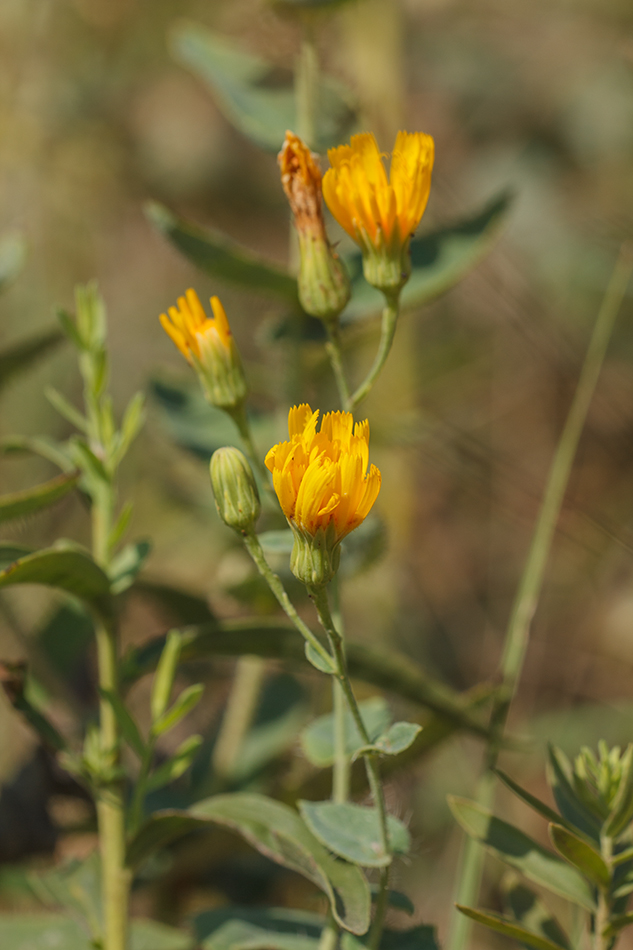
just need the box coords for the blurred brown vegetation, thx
[2,0,633,944]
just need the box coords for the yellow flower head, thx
[265,404,381,543]
[278,131,350,321]
[322,131,434,292]
[160,289,247,410]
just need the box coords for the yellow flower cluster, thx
[265,404,381,542]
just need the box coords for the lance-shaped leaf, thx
[299,800,410,867]
[146,202,298,303]
[0,470,80,525]
[448,797,595,910]
[0,327,64,394]
[495,768,568,827]
[0,544,114,619]
[170,22,355,153]
[127,794,370,935]
[456,906,571,950]
[100,690,145,758]
[604,746,633,838]
[549,823,610,889]
[0,434,74,472]
[0,915,192,950]
[502,874,571,949]
[342,191,513,324]
[604,912,633,937]
[108,540,152,595]
[121,620,492,736]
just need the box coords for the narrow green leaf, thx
[0,914,192,950]
[152,683,204,737]
[502,874,571,950]
[604,746,633,838]
[456,906,571,950]
[169,22,355,153]
[146,202,298,302]
[448,797,595,910]
[0,470,79,524]
[301,697,391,768]
[613,846,633,867]
[343,191,513,323]
[57,307,86,350]
[549,823,610,888]
[45,386,88,432]
[201,919,318,950]
[108,540,151,595]
[299,800,410,867]
[547,746,602,841]
[0,328,63,394]
[0,544,114,619]
[353,721,422,759]
[70,437,110,484]
[0,434,74,472]
[128,795,370,936]
[113,391,145,465]
[151,630,183,723]
[108,500,134,550]
[495,768,567,827]
[145,735,203,791]
[100,689,145,758]
[0,542,33,569]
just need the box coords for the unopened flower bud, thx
[160,290,247,410]
[279,132,350,322]
[210,447,261,532]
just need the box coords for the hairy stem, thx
[242,532,334,672]
[310,586,390,950]
[447,244,633,950]
[347,291,399,412]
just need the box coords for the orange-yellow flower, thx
[322,131,434,292]
[265,404,381,586]
[160,289,247,410]
[278,132,350,321]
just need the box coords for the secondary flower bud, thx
[265,404,381,588]
[160,289,247,410]
[279,132,350,322]
[210,447,261,533]
[323,131,434,294]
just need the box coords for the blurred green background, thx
[2,0,633,944]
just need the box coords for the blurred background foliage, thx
[2,0,633,945]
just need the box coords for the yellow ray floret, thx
[265,404,381,541]
[322,131,434,251]
[160,288,232,363]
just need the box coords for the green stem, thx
[447,244,633,950]
[318,917,339,950]
[325,322,351,410]
[93,482,130,950]
[242,532,334,672]
[128,739,154,836]
[227,403,271,490]
[331,580,350,804]
[212,654,266,783]
[310,586,390,950]
[347,291,400,412]
[595,835,613,950]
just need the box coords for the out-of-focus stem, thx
[212,655,266,783]
[448,244,633,950]
[325,322,351,409]
[331,580,350,804]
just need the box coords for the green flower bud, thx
[210,447,261,532]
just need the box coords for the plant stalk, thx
[310,586,391,950]
[347,291,400,412]
[227,403,271,490]
[595,834,613,950]
[447,244,633,950]
[325,322,351,410]
[93,490,130,950]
